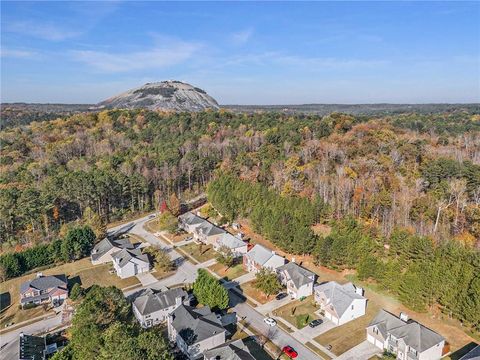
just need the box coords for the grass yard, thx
[238,280,276,305]
[178,242,216,263]
[0,257,140,328]
[273,296,319,329]
[208,262,247,281]
[305,341,333,360]
[314,297,381,356]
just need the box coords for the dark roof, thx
[179,212,206,226]
[204,339,255,360]
[170,305,225,344]
[133,287,187,315]
[368,309,445,352]
[277,262,316,289]
[459,345,480,360]
[196,221,226,237]
[19,333,45,360]
[91,237,134,261]
[20,275,67,294]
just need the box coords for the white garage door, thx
[367,334,375,344]
[376,339,383,348]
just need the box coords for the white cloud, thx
[7,21,81,41]
[71,38,202,72]
[0,48,37,58]
[231,28,254,45]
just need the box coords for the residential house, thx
[132,287,189,328]
[458,345,480,360]
[366,309,445,360]
[314,281,367,325]
[20,274,68,308]
[90,237,135,265]
[193,221,226,245]
[213,233,248,258]
[167,304,227,359]
[179,212,208,233]
[203,339,255,360]
[277,262,316,299]
[111,248,151,279]
[243,244,285,273]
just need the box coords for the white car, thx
[263,317,277,327]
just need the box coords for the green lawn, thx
[314,300,381,356]
[273,296,320,329]
[208,262,247,281]
[178,242,216,263]
[0,257,140,328]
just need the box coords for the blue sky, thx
[1,1,479,104]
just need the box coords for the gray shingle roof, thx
[217,233,246,250]
[20,274,67,294]
[170,305,225,344]
[197,221,226,237]
[19,333,45,360]
[179,212,207,226]
[459,345,480,360]
[368,309,445,352]
[277,262,316,289]
[314,281,365,317]
[133,287,187,315]
[245,244,277,266]
[111,248,149,268]
[91,237,134,261]
[204,339,256,360]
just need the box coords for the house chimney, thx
[355,286,364,296]
[272,250,276,255]
[292,257,296,263]
[400,312,409,322]
[36,272,43,278]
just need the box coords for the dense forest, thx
[1,109,479,250]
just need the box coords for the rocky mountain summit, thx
[96,81,219,111]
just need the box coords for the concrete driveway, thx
[292,318,337,341]
[256,295,293,315]
[336,340,381,360]
[136,272,158,286]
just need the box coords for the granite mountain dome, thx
[96,81,219,111]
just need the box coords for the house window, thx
[373,327,379,335]
[351,305,354,310]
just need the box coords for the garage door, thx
[367,334,375,344]
[376,339,383,348]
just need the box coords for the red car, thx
[282,346,298,358]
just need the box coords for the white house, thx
[132,287,189,328]
[277,262,316,299]
[111,248,151,279]
[168,305,226,359]
[90,237,135,265]
[243,244,285,273]
[213,233,248,258]
[178,212,208,233]
[314,281,367,325]
[366,309,445,360]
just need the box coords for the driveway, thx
[136,272,158,286]
[292,318,337,341]
[336,340,381,360]
[256,295,292,315]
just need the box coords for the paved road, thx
[0,314,62,360]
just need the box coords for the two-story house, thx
[243,244,285,273]
[213,233,248,258]
[178,212,208,233]
[277,262,316,299]
[203,339,255,360]
[193,221,226,245]
[167,304,227,359]
[132,287,189,328]
[20,273,68,308]
[366,309,445,360]
[90,237,135,265]
[314,281,367,325]
[111,248,151,279]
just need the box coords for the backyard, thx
[0,257,140,328]
[273,296,320,329]
[177,242,216,264]
[208,262,247,281]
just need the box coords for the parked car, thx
[282,346,298,358]
[275,292,288,300]
[309,319,323,328]
[263,317,277,327]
